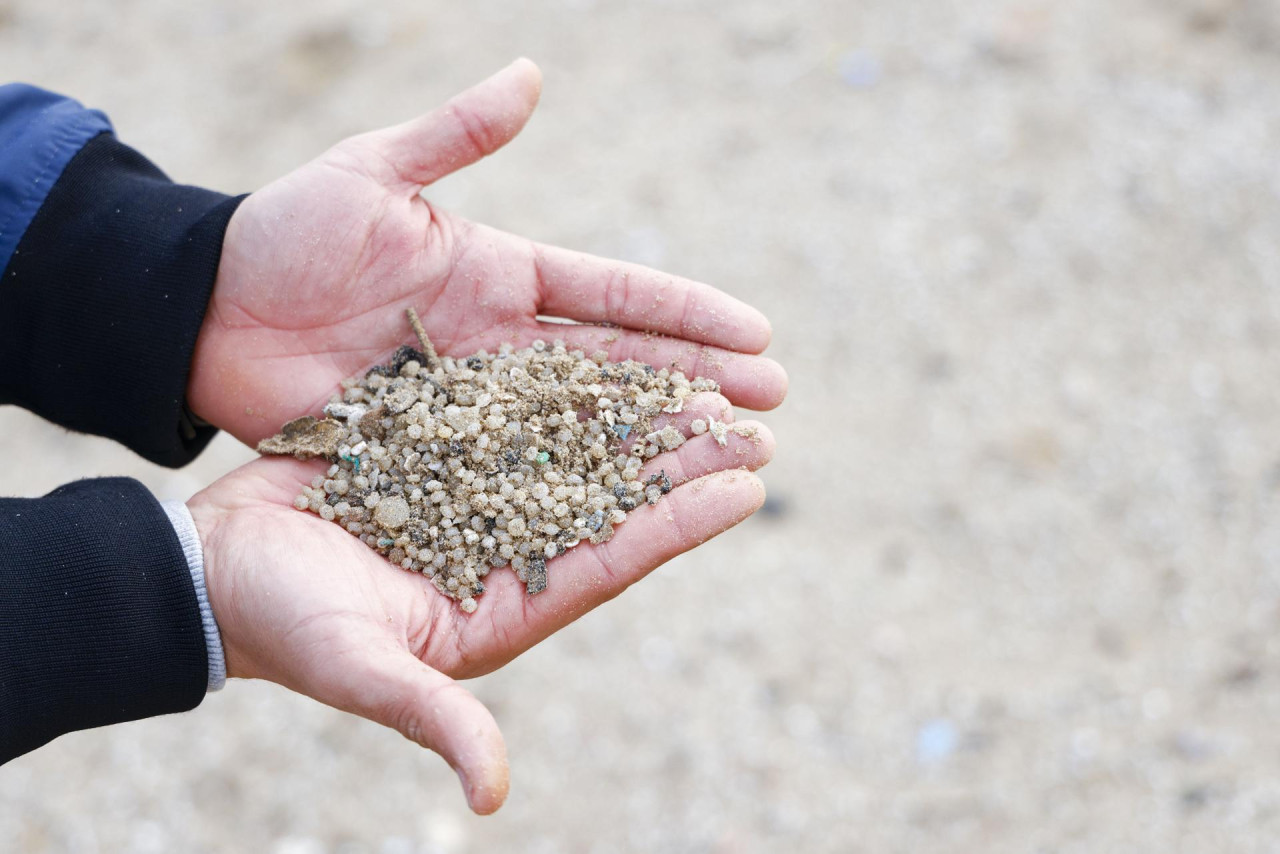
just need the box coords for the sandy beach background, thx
[3,1,1280,851]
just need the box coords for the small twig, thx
[405,307,440,369]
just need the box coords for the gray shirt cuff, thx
[161,499,227,692]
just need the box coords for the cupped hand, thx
[188,401,774,814]
[188,58,787,445]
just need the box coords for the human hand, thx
[187,399,774,814]
[188,58,787,444]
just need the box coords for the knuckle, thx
[678,287,699,338]
[450,105,495,158]
[378,691,425,746]
[604,268,631,321]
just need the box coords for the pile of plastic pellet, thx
[260,339,718,613]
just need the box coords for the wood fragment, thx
[406,307,440,369]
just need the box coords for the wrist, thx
[161,500,227,691]
[186,296,228,428]
[185,494,252,681]
[186,200,252,432]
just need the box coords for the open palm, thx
[188,398,774,814]
[187,59,786,444]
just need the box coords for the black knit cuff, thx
[0,478,209,763]
[0,133,244,467]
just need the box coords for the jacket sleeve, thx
[0,84,243,468]
[0,87,233,761]
[0,478,210,762]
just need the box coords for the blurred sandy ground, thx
[3,0,1280,851]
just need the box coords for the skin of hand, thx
[188,399,776,814]
[187,57,787,445]
[184,58,788,815]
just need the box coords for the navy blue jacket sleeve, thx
[0,87,239,762]
[0,479,209,762]
[0,85,110,264]
[0,84,243,467]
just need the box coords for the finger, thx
[536,322,788,410]
[469,469,766,657]
[362,58,542,190]
[325,650,510,814]
[648,391,734,430]
[533,242,772,353]
[638,420,775,487]
[616,391,733,454]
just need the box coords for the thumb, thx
[361,57,542,190]
[330,649,510,814]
